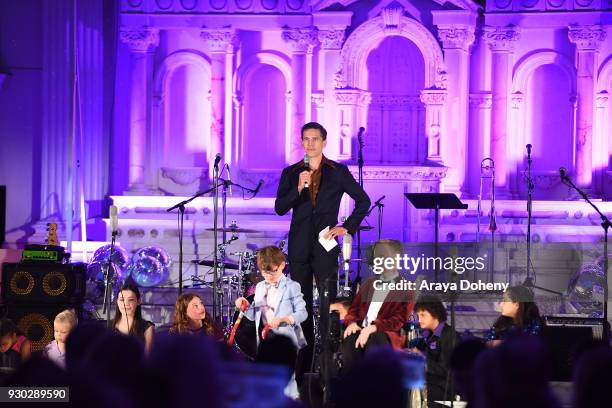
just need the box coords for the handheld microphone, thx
[303,154,310,189]
[526,144,532,155]
[226,163,233,197]
[559,167,568,181]
[253,179,264,197]
[214,153,221,168]
[109,205,119,236]
[342,234,353,269]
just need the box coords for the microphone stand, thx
[366,195,385,241]
[102,228,118,326]
[167,184,219,297]
[522,148,562,297]
[561,173,611,344]
[356,127,365,283]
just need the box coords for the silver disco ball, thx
[128,255,169,287]
[91,244,130,268]
[86,261,129,285]
[567,259,605,318]
[132,246,172,268]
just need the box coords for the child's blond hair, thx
[54,309,78,328]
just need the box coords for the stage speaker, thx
[3,303,82,352]
[0,185,5,247]
[542,315,605,381]
[1,262,86,304]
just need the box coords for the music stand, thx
[406,193,467,407]
[405,193,468,281]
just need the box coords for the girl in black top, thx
[112,282,155,354]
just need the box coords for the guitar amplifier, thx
[543,315,606,381]
[1,262,86,304]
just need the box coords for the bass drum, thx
[230,294,257,360]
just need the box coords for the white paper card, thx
[318,227,338,252]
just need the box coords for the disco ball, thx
[567,260,605,318]
[92,244,130,268]
[86,261,129,285]
[128,255,169,287]
[132,246,172,268]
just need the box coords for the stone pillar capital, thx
[200,28,239,53]
[483,25,521,52]
[420,89,448,106]
[568,25,607,52]
[437,25,476,52]
[317,28,346,51]
[282,27,319,54]
[469,92,493,109]
[120,27,160,53]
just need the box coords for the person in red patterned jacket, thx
[340,239,415,374]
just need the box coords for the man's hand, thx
[298,171,312,194]
[344,322,361,339]
[325,225,348,240]
[355,325,377,348]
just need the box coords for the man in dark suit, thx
[275,122,370,379]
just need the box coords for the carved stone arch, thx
[150,50,213,193]
[233,52,292,172]
[339,15,445,90]
[154,50,212,97]
[597,55,612,91]
[513,50,576,95]
[234,51,292,95]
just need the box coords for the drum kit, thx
[189,222,287,359]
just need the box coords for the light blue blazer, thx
[242,275,308,349]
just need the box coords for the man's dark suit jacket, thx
[275,157,371,263]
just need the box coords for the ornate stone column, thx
[436,24,475,194]
[334,89,371,160]
[568,25,606,188]
[467,92,493,197]
[483,25,520,192]
[201,28,238,179]
[317,28,346,159]
[420,89,448,165]
[282,27,318,164]
[594,91,610,195]
[120,27,159,193]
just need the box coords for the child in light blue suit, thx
[235,246,308,398]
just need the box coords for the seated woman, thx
[0,318,31,377]
[341,239,414,374]
[410,296,460,407]
[169,293,224,341]
[485,285,541,346]
[112,282,155,354]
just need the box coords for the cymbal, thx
[205,227,260,233]
[196,259,240,270]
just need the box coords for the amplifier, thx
[1,262,86,304]
[544,315,604,340]
[543,314,607,381]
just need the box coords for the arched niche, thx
[233,52,292,173]
[152,50,212,194]
[511,50,576,199]
[365,35,426,164]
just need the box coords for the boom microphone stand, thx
[560,168,610,344]
[522,145,562,297]
[356,127,365,283]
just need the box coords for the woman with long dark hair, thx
[169,293,224,340]
[485,285,541,345]
[112,282,155,354]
